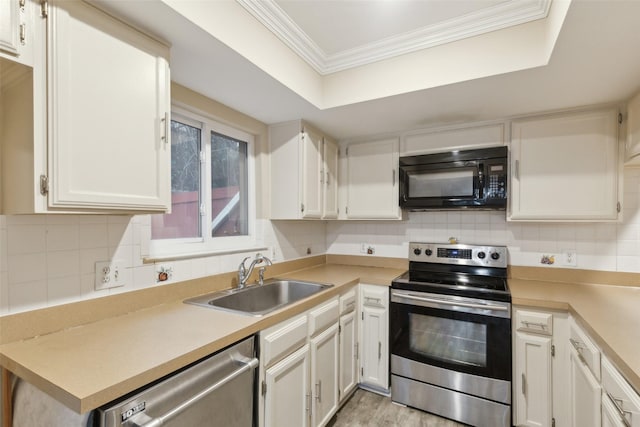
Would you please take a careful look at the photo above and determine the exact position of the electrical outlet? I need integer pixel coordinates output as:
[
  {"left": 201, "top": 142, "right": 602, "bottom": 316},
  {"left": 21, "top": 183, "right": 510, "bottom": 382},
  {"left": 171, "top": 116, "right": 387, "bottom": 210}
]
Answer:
[
  {"left": 360, "top": 243, "right": 367, "bottom": 254},
  {"left": 562, "top": 250, "right": 577, "bottom": 267},
  {"left": 95, "top": 260, "right": 125, "bottom": 290}
]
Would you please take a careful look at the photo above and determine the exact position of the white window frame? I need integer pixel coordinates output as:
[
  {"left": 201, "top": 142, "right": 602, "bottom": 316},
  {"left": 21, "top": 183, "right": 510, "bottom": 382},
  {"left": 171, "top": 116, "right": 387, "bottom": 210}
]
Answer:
[{"left": 150, "top": 106, "right": 257, "bottom": 258}]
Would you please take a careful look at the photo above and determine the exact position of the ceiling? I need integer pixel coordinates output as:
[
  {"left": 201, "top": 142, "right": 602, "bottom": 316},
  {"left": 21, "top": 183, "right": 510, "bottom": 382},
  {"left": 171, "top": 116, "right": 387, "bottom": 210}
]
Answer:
[{"left": 94, "top": 0, "right": 640, "bottom": 141}]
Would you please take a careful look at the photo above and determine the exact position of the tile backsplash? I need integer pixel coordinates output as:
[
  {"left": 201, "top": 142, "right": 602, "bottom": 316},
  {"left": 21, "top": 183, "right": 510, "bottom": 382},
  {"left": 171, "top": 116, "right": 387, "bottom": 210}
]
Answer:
[
  {"left": 0, "top": 216, "right": 326, "bottom": 315},
  {"left": 327, "top": 168, "right": 640, "bottom": 272},
  {"left": 1, "top": 168, "right": 638, "bottom": 315}
]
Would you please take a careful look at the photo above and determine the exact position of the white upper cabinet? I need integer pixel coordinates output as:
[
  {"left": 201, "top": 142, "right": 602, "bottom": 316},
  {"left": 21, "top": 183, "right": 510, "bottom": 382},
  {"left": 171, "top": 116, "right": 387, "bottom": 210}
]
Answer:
[
  {"left": 269, "top": 120, "right": 338, "bottom": 219},
  {"left": 401, "top": 122, "right": 505, "bottom": 156},
  {"left": 1, "top": 0, "right": 171, "bottom": 213},
  {"left": 322, "top": 136, "right": 339, "bottom": 219},
  {"left": 625, "top": 90, "right": 640, "bottom": 165},
  {"left": 0, "top": 0, "right": 34, "bottom": 65},
  {"left": 344, "top": 138, "right": 401, "bottom": 219},
  {"left": 509, "top": 108, "right": 621, "bottom": 221}
]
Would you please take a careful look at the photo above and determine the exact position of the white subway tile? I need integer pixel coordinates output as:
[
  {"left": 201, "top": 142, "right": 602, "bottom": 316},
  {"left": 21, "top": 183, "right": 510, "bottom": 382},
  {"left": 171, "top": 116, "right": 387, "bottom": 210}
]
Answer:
[
  {"left": 8, "top": 280, "right": 47, "bottom": 313},
  {"left": 46, "top": 224, "right": 80, "bottom": 252},
  {"left": 7, "top": 224, "right": 46, "bottom": 255},
  {"left": 6, "top": 215, "right": 45, "bottom": 226},
  {"left": 8, "top": 253, "right": 47, "bottom": 284},
  {"left": 47, "top": 276, "right": 82, "bottom": 306},
  {"left": 79, "top": 223, "right": 108, "bottom": 249},
  {"left": 47, "top": 250, "right": 80, "bottom": 279},
  {"left": 618, "top": 256, "right": 640, "bottom": 273}
]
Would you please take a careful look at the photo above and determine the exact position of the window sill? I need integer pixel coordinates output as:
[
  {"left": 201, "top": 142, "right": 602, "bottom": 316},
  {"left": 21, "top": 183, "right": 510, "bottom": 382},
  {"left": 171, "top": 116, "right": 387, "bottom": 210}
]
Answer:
[{"left": 143, "top": 245, "right": 268, "bottom": 264}]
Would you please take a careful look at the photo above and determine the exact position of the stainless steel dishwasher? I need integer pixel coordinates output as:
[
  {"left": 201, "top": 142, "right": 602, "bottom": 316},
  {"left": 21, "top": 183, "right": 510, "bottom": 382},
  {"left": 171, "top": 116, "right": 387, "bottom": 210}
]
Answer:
[{"left": 95, "top": 336, "right": 257, "bottom": 427}]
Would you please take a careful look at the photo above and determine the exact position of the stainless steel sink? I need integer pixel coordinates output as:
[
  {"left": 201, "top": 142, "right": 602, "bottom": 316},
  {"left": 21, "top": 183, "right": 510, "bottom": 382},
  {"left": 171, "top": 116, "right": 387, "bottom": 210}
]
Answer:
[{"left": 184, "top": 279, "right": 333, "bottom": 317}]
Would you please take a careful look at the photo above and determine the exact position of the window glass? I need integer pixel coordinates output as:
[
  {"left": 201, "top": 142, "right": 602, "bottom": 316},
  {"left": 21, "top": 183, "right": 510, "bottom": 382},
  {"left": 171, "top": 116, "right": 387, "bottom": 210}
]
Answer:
[
  {"left": 151, "top": 120, "right": 201, "bottom": 239},
  {"left": 210, "top": 132, "right": 248, "bottom": 237},
  {"left": 150, "top": 108, "right": 255, "bottom": 257}
]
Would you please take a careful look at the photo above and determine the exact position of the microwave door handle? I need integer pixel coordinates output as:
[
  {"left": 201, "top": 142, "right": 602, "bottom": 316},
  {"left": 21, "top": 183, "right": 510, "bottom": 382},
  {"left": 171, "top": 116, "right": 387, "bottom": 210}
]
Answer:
[{"left": 477, "top": 164, "right": 484, "bottom": 198}]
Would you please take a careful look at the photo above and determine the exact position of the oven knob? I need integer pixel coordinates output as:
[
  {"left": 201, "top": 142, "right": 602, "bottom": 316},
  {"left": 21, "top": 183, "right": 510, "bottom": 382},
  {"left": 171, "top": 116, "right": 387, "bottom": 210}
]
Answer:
[
  {"left": 491, "top": 252, "right": 501, "bottom": 260},
  {"left": 425, "top": 249, "right": 433, "bottom": 256},
  {"left": 413, "top": 248, "right": 422, "bottom": 256},
  {"left": 477, "top": 251, "right": 486, "bottom": 259}
]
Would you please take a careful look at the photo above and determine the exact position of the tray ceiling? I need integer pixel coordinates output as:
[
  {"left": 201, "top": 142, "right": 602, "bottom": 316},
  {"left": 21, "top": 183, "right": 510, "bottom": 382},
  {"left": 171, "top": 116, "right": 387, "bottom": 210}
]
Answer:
[{"left": 238, "top": 0, "right": 552, "bottom": 74}]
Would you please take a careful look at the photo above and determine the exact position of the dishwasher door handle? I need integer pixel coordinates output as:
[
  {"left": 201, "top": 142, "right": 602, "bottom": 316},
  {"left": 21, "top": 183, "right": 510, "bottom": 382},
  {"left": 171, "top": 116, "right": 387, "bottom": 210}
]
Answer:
[{"left": 132, "top": 356, "right": 259, "bottom": 427}]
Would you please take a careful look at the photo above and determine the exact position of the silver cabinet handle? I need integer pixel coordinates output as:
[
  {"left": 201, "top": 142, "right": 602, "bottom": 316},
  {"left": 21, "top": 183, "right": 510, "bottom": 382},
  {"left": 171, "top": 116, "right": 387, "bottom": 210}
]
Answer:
[
  {"left": 514, "top": 159, "right": 520, "bottom": 179},
  {"left": 320, "top": 169, "right": 324, "bottom": 184},
  {"left": 392, "top": 169, "right": 396, "bottom": 186},
  {"left": 521, "top": 373, "right": 526, "bottom": 396},
  {"left": 521, "top": 320, "right": 547, "bottom": 329},
  {"left": 378, "top": 342, "right": 382, "bottom": 360},
  {"left": 161, "top": 112, "right": 169, "bottom": 144},
  {"left": 133, "top": 357, "right": 258, "bottom": 427},
  {"left": 326, "top": 171, "right": 330, "bottom": 185},
  {"left": 364, "top": 296, "right": 382, "bottom": 305},
  {"left": 315, "top": 380, "right": 322, "bottom": 403},
  {"left": 569, "top": 338, "right": 587, "bottom": 364},
  {"left": 607, "top": 392, "right": 633, "bottom": 427}
]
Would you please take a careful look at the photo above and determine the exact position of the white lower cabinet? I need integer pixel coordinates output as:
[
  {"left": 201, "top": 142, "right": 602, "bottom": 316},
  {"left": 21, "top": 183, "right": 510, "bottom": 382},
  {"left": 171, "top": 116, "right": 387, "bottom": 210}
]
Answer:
[
  {"left": 264, "top": 345, "right": 311, "bottom": 427},
  {"left": 570, "top": 346, "right": 602, "bottom": 427},
  {"left": 601, "top": 356, "right": 640, "bottom": 427},
  {"left": 338, "top": 288, "right": 358, "bottom": 402},
  {"left": 259, "top": 297, "right": 340, "bottom": 427},
  {"left": 515, "top": 331, "right": 552, "bottom": 426},
  {"left": 310, "top": 323, "right": 339, "bottom": 427},
  {"left": 359, "top": 284, "right": 389, "bottom": 392},
  {"left": 568, "top": 317, "right": 602, "bottom": 427},
  {"left": 513, "top": 307, "right": 570, "bottom": 427}
]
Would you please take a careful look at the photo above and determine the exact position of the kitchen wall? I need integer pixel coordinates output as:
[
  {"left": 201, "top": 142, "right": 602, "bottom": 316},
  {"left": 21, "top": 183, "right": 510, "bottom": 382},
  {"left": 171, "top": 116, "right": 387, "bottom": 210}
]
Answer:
[
  {"left": 327, "top": 167, "right": 640, "bottom": 273},
  {"left": 0, "top": 216, "right": 326, "bottom": 315}
]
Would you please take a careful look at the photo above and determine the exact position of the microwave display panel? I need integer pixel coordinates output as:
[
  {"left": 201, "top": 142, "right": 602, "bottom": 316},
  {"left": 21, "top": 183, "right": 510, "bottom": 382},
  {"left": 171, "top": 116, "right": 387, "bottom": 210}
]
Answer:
[{"left": 408, "top": 169, "right": 474, "bottom": 198}]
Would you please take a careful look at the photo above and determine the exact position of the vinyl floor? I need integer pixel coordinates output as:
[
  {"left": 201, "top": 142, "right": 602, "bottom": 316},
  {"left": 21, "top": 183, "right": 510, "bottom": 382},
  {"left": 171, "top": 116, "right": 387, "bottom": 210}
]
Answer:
[{"left": 328, "top": 389, "right": 466, "bottom": 427}]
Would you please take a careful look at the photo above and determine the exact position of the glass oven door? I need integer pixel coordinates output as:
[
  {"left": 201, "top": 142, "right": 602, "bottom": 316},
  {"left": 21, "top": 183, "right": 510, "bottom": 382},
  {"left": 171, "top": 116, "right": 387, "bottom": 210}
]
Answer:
[{"left": 390, "top": 289, "right": 511, "bottom": 381}]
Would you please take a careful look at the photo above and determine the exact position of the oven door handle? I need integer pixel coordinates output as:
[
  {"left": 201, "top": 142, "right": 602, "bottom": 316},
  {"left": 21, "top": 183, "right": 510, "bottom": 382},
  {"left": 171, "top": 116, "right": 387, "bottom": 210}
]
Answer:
[{"left": 391, "top": 291, "right": 509, "bottom": 312}]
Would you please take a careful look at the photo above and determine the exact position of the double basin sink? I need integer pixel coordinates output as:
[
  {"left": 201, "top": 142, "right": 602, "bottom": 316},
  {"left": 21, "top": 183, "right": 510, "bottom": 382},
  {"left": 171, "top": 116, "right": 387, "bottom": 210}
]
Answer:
[{"left": 185, "top": 279, "right": 333, "bottom": 317}]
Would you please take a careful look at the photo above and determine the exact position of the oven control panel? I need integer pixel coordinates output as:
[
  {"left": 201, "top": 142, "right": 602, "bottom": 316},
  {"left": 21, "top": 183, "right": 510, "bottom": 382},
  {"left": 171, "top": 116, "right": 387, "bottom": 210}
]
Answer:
[{"left": 409, "top": 242, "right": 507, "bottom": 268}]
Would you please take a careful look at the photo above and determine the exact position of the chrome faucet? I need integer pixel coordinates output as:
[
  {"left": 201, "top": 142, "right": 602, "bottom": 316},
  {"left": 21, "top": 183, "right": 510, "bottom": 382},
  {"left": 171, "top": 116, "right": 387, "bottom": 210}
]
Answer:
[{"left": 237, "top": 253, "right": 272, "bottom": 287}]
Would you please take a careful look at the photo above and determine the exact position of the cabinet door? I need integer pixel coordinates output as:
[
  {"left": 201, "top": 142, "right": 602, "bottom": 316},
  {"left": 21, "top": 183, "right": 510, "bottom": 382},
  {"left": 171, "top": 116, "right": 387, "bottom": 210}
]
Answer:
[
  {"left": 322, "top": 137, "right": 339, "bottom": 219},
  {"left": 301, "top": 127, "right": 323, "bottom": 218},
  {"left": 359, "top": 286, "right": 389, "bottom": 392},
  {"left": 569, "top": 346, "right": 602, "bottom": 427},
  {"left": 346, "top": 138, "right": 400, "bottom": 219},
  {"left": 626, "top": 91, "right": 640, "bottom": 164},
  {"left": 46, "top": 0, "right": 170, "bottom": 211},
  {"left": 310, "top": 323, "right": 339, "bottom": 427},
  {"left": 264, "top": 345, "right": 310, "bottom": 427},
  {"left": 510, "top": 109, "right": 620, "bottom": 221},
  {"left": 0, "top": 0, "right": 20, "bottom": 57},
  {"left": 514, "top": 331, "right": 552, "bottom": 427},
  {"left": 339, "top": 310, "right": 357, "bottom": 401}
]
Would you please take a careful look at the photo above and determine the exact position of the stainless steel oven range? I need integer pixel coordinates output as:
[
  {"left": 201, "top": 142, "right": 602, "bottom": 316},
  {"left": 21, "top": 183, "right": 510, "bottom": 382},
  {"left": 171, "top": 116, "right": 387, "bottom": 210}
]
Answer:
[{"left": 390, "top": 242, "right": 511, "bottom": 427}]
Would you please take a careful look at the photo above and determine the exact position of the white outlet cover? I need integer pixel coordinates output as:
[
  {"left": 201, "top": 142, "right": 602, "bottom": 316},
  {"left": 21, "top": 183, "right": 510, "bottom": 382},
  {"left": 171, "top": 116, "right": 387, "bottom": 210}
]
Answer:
[
  {"left": 95, "top": 260, "right": 125, "bottom": 290},
  {"left": 562, "top": 250, "right": 577, "bottom": 267}
]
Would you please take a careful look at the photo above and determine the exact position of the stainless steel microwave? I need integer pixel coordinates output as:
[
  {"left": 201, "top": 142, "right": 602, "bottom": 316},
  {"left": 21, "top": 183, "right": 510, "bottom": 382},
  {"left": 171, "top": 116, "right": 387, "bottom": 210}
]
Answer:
[{"left": 399, "top": 146, "right": 508, "bottom": 210}]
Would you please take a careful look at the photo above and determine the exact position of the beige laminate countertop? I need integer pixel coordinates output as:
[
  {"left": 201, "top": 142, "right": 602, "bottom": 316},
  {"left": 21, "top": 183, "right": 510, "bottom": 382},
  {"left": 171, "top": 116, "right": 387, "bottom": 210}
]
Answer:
[
  {"left": 510, "top": 278, "right": 640, "bottom": 393},
  {"left": 1, "top": 260, "right": 639, "bottom": 415},
  {"left": 0, "top": 263, "right": 404, "bottom": 414}
]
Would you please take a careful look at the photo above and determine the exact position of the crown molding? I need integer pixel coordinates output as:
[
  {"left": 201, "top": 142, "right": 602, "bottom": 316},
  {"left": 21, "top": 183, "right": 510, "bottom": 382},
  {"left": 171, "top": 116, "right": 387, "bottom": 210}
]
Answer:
[{"left": 237, "top": 0, "right": 552, "bottom": 75}]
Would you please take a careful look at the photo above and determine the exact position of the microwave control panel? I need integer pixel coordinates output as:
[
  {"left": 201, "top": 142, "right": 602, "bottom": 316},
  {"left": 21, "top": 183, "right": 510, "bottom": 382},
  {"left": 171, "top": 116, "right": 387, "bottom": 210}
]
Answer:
[{"left": 486, "top": 163, "right": 507, "bottom": 199}]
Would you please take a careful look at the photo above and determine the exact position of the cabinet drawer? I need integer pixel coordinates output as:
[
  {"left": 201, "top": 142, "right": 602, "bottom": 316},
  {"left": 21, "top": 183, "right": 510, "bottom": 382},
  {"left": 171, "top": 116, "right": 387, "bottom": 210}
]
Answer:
[
  {"left": 308, "top": 297, "right": 339, "bottom": 337},
  {"left": 261, "top": 313, "right": 309, "bottom": 367},
  {"left": 339, "top": 288, "right": 357, "bottom": 315},
  {"left": 602, "top": 356, "right": 640, "bottom": 426},
  {"left": 361, "top": 285, "right": 388, "bottom": 309},
  {"left": 515, "top": 309, "right": 553, "bottom": 335},
  {"left": 569, "top": 317, "right": 601, "bottom": 380}
]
